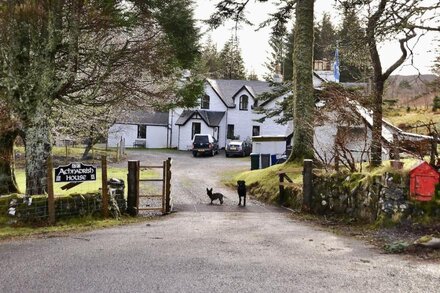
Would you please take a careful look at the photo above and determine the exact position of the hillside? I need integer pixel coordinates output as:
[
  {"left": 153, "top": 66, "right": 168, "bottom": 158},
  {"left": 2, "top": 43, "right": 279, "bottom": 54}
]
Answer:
[{"left": 384, "top": 74, "right": 438, "bottom": 108}]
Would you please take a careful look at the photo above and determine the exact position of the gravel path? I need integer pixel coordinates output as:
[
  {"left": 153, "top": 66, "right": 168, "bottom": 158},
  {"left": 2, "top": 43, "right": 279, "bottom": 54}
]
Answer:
[{"left": 0, "top": 149, "right": 439, "bottom": 292}]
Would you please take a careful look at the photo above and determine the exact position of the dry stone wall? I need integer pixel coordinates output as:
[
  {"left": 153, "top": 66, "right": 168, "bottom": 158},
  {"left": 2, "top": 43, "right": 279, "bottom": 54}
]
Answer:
[{"left": 311, "top": 171, "right": 440, "bottom": 224}]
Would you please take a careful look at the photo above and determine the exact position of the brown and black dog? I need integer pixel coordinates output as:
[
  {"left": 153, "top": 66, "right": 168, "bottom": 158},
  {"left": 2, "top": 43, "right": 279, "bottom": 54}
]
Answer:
[
  {"left": 206, "top": 188, "right": 224, "bottom": 205},
  {"left": 237, "top": 180, "right": 246, "bottom": 206}
]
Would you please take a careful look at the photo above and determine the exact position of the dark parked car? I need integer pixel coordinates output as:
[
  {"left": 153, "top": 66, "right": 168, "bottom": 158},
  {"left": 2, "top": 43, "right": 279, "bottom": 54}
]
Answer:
[
  {"left": 225, "top": 140, "right": 252, "bottom": 157},
  {"left": 192, "top": 134, "right": 219, "bottom": 157}
]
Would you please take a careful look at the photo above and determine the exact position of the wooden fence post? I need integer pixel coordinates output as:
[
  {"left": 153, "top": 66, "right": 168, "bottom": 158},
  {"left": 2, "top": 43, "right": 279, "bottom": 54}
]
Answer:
[
  {"left": 278, "top": 173, "right": 285, "bottom": 205},
  {"left": 302, "top": 159, "right": 313, "bottom": 212},
  {"left": 162, "top": 160, "right": 166, "bottom": 214},
  {"left": 165, "top": 157, "right": 172, "bottom": 213},
  {"left": 47, "top": 156, "right": 55, "bottom": 224},
  {"left": 127, "top": 160, "right": 139, "bottom": 216},
  {"left": 101, "top": 156, "right": 109, "bottom": 218}
]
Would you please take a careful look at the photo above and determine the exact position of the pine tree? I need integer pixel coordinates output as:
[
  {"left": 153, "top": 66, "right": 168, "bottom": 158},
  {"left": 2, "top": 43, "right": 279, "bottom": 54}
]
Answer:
[
  {"left": 433, "top": 96, "right": 440, "bottom": 112},
  {"left": 315, "top": 13, "right": 336, "bottom": 62},
  {"left": 200, "top": 36, "right": 222, "bottom": 79},
  {"left": 338, "top": 8, "right": 371, "bottom": 82},
  {"left": 264, "top": 22, "right": 288, "bottom": 81},
  {"left": 219, "top": 37, "right": 246, "bottom": 80}
]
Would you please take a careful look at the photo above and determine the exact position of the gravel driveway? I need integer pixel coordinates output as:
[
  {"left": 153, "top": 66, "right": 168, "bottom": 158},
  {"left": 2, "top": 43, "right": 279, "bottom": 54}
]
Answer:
[{"left": 0, "top": 149, "right": 439, "bottom": 292}]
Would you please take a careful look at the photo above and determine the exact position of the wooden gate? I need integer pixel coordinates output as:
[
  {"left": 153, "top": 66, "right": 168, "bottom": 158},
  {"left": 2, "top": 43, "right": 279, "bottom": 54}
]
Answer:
[{"left": 127, "top": 158, "right": 172, "bottom": 215}]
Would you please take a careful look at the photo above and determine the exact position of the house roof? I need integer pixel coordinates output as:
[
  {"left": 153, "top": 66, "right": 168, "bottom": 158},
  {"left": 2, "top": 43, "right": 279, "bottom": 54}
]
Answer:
[
  {"left": 348, "top": 100, "right": 432, "bottom": 143},
  {"left": 175, "top": 110, "right": 225, "bottom": 127},
  {"left": 206, "top": 79, "right": 272, "bottom": 107},
  {"left": 115, "top": 111, "right": 169, "bottom": 126},
  {"left": 207, "top": 73, "right": 331, "bottom": 108}
]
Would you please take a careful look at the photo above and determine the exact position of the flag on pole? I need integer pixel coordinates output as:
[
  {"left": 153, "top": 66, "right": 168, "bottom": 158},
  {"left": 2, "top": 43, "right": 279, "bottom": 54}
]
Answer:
[{"left": 333, "top": 46, "right": 340, "bottom": 83}]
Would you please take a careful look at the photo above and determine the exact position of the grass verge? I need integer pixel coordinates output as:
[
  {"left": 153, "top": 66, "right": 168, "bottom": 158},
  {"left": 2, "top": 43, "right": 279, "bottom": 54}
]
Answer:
[
  {"left": 222, "top": 162, "right": 303, "bottom": 204},
  {"left": 0, "top": 215, "right": 152, "bottom": 242}
]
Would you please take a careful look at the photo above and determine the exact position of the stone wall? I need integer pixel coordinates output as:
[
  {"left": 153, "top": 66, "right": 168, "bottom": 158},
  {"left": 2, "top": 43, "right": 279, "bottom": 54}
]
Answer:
[
  {"left": 311, "top": 171, "right": 440, "bottom": 224},
  {"left": 1, "top": 191, "right": 126, "bottom": 223}
]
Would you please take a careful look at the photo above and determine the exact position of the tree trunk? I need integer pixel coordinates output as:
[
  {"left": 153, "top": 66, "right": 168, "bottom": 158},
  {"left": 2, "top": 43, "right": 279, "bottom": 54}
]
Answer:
[
  {"left": 288, "top": 0, "right": 315, "bottom": 162},
  {"left": 0, "top": 131, "right": 19, "bottom": 194},
  {"left": 24, "top": 102, "right": 53, "bottom": 195},
  {"left": 370, "top": 79, "right": 384, "bottom": 167},
  {"left": 82, "top": 138, "right": 94, "bottom": 160}
]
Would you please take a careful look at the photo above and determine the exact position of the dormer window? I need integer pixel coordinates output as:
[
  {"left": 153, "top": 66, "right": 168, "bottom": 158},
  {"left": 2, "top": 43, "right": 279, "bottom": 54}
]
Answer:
[
  {"left": 201, "top": 95, "right": 210, "bottom": 109},
  {"left": 239, "top": 95, "right": 248, "bottom": 111}
]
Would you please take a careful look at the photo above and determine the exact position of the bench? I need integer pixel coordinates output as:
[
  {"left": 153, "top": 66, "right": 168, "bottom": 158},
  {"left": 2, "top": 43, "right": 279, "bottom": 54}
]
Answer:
[{"left": 133, "top": 139, "right": 146, "bottom": 148}]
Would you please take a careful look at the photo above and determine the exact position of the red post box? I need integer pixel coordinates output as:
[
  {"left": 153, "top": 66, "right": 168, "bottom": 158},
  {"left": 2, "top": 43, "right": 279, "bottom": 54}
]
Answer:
[{"left": 409, "top": 161, "right": 439, "bottom": 202}]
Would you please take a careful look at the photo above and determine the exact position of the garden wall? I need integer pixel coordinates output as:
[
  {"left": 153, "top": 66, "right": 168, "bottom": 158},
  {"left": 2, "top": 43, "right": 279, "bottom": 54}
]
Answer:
[
  {"left": 0, "top": 191, "right": 126, "bottom": 223},
  {"left": 311, "top": 171, "right": 440, "bottom": 223}
]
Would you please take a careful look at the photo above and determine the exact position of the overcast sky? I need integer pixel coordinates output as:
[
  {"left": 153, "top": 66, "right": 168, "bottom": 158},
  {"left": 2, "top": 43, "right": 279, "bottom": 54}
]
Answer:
[{"left": 194, "top": 0, "right": 439, "bottom": 79}]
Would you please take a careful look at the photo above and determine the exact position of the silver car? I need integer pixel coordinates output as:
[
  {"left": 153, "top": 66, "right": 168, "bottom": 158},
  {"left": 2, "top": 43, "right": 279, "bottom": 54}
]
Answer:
[{"left": 225, "top": 140, "right": 252, "bottom": 157}]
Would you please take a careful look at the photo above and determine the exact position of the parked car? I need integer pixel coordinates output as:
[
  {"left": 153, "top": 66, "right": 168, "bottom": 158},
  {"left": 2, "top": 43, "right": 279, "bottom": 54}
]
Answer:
[
  {"left": 192, "top": 134, "right": 219, "bottom": 157},
  {"left": 225, "top": 140, "right": 252, "bottom": 157}
]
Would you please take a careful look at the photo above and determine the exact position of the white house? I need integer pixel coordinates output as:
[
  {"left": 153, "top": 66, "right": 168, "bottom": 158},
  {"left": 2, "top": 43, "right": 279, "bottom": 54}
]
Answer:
[
  {"left": 107, "top": 73, "right": 353, "bottom": 151},
  {"left": 107, "top": 69, "right": 430, "bottom": 163}
]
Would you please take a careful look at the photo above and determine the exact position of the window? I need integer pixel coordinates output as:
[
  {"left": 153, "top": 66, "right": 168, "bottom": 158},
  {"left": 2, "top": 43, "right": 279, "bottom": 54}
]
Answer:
[
  {"left": 239, "top": 95, "right": 248, "bottom": 110},
  {"left": 227, "top": 124, "right": 235, "bottom": 139},
  {"left": 252, "top": 126, "right": 260, "bottom": 136},
  {"left": 201, "top": 95, "right": 210, "bottom": 109},
  {"left": 137, "top": 125, "right": 146, "bottom": 139},
  {"left": 192, "top": 122, "right": 201, "bottom": 139}
]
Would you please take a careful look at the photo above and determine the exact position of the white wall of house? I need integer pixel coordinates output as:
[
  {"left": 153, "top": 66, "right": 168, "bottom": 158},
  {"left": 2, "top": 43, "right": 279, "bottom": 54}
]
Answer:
[
  {"left": 226, "top": 89, "right": 288, "bottom": 144},
  {"left": 313, "top": 118, "right": 389, "bottom": 164},
  {"left": 108, "top": 124, "right": 138, "bottom": 147},
  {"left": 314, "top": 123, "right": 337, "bottom": 164},
  {"left": 108, "top": 123, "right": 168, "bottom": 148},
  {"left": 177, "top": 118, "right": 214, "bottom": 150},
  {"left": 252, "top": 137, "right": 286, "bottom": 154},
  {"left": 227, "top": 88, "right": 256, "bottom": 142},
  {"left": 217, "top": 114, "right": 227, "bottom": 148},
  {"left": 203, "top": 85, "right": 228, "bottom": 111},
  {"left": 257, "top": 98, "right": 290, "bottom": 136},
  {"left": 145, "top": 126, "right": 168, "bottom": 148},
  {"left": 169, "top": 109, "right": 182, "bottom": 149}
]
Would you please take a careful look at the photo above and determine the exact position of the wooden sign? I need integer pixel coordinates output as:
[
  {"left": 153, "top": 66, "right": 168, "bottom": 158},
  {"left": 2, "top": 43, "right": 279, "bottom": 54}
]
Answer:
[{"left": 55, "top": 162, "right": 97, "bottom": 183}]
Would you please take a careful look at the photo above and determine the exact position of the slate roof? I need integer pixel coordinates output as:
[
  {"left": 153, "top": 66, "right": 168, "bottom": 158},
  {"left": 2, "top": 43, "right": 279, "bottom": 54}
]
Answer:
[
  {"left": 116, "top": 111, "right": 169, "bottom": 126},
  {"left": 175, "top": 110, "right": 225, "bottom": 127},
  {"left": 207, "top": 79, "right": 273, "bottom": 107}
]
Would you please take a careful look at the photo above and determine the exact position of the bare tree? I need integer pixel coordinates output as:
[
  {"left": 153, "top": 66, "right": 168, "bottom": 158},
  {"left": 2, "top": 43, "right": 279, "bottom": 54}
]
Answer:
[
  {"left": 0, "top": 0, "right": 201, "bottom": 194},
  {"left": 338, "top": 0, "right": 440, "bottom": 167}
]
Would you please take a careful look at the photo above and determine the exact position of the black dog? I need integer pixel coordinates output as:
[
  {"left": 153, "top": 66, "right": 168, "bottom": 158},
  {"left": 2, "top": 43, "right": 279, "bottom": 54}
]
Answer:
[
  {"left": 237, "top": 180, "right": 247, "bottom": 206},
  {"left": 206, "top": 188, "right": 224, "bottom": 205}
]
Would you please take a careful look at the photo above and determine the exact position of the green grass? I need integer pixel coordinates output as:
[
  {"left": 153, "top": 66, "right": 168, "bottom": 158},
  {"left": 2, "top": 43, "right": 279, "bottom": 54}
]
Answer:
[
  {"left": 223, "top": 162, "right": 303, "bottom": 203},
  {"left": 222, "top": 158, "right": 423, "bottom": 206},
  {"left": 14, "top": 167, "right": 157, "bottom": 196},
  {"left": 15, "top": 146, "right": 86, "bottom": 157},
  {"left": 0, "top": 216, "right": 151, "bottom": 241},
  {"left": 384, "top": 107, "right": 440, "bottom": 135}
]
